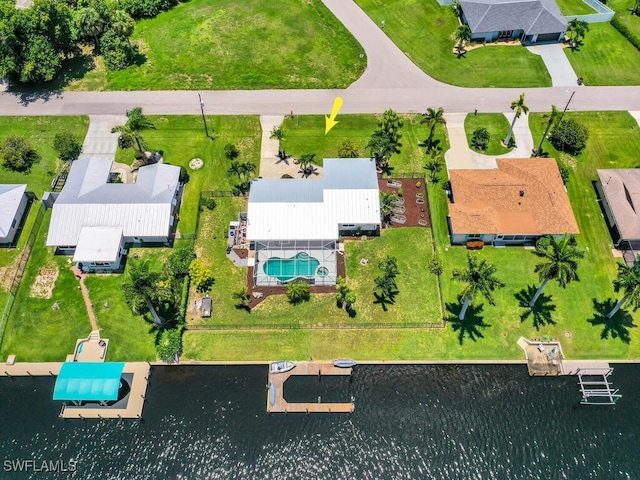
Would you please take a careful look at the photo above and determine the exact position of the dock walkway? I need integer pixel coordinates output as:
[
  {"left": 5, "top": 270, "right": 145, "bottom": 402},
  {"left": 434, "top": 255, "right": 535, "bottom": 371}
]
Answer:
[{"left": 267, "top": 362, "right": 354, "bottom": 414}]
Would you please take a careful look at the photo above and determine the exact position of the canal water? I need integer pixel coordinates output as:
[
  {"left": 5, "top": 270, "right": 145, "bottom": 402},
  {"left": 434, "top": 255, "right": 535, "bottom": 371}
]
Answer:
[{"left": 1, "top": 364, "right": 639, "bottom": 479}]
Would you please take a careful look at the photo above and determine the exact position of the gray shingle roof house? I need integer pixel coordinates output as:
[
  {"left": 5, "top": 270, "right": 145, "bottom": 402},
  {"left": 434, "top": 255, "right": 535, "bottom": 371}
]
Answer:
[
  {"left": 596, "top": 169, "right": 640, "bottom": 249},
  {"left": 46, "top": 158, "right": 181, "bottom": 272},
  {"left": 0, "top": 184, "right": 28, "bottom": 245},
  {"left": 460, "top": 0, "right": 567, "bottom": 44}
]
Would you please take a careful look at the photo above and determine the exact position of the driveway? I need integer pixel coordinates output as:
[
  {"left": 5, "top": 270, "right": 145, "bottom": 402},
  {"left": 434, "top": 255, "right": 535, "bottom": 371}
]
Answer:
[
  {"left": 80, "top": 115, "right": 127, "bottom": 161},
  {"left": 526, "top": 44, "right": 579, "bottom": 87},
  {"left": 444, "top": 113, "right": 473, "bottom": 170}
]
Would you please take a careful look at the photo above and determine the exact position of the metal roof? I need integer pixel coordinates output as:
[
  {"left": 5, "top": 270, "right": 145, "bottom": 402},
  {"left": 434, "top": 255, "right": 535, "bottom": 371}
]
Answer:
[
  {"left": 73, "top": 226, "right": 123, "bottom": 263},
  {"left": 47, "top": 159, "right": 180, "bottom": 247},
  {"left": 0, "top": 184, "right": 26, "bottom": 238},
  {"left": 597, "top": 169, "right": 640, "bottom": 241},
  {"left": 246, "top": 159, "right": 381, "bottom": 241},
  {"left": 53, "top": 362, "right": 125, "bottom": 401},
  {"left": 461, "top": 0, "right": 567, "bottom": 35}
]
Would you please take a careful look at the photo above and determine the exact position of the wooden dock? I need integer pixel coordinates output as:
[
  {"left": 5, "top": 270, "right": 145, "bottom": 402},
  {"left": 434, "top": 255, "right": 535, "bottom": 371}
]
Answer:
[{"left": 267, "top": 361, "right": 354, "bottom": 414}]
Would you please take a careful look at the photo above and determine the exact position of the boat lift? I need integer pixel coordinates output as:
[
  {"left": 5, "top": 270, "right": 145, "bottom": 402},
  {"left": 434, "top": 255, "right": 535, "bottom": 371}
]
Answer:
[{"left": 577, "top": 368, "right": 621, "bottom": 405}]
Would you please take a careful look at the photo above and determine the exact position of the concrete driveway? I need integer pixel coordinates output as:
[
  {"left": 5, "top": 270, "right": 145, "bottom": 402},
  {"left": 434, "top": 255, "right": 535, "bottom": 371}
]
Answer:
[
  {"left": 80, "top": 115, "right": 127, "bottom": 161},
  {"left": 527, "top": 44, "right": 579, "bottom": 87}
]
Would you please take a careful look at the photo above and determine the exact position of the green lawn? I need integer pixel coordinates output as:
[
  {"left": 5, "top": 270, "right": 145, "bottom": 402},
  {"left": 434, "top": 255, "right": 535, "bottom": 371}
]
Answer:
[
  {"left": 609, "top": 0, "right": 640, "bottom": 38},
  {"left": 565, "top": 23, "right": 640, "bottom": 85},
  {"left": 0, "top": 116, "right": 89, "bottom": 195},
  {"left": 354, "top": 0, "right": 551, "bottom": 87},
  {"left": 280, "top": 113, "right": 446, "bottom": 174},
  {"left": 67, "top": 0, "right": 365, "bottom": 91},
  {"left": 464, "top": 113, "right": 513, "bottom": 155},
  {"left": 114, "top": 115, "right": 261, "bottom": 234},
  {"left": 555, "top": 0, "right": 597, "bottom": 15}
]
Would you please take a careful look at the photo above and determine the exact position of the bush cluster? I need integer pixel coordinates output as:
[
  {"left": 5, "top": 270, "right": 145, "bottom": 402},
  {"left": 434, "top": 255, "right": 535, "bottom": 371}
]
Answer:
[
  {"left": 119, "top": 0, "right": 187, "bottom": 19},
  {"left": 549, "top": 119, "right": 590, "bottom": 155}
]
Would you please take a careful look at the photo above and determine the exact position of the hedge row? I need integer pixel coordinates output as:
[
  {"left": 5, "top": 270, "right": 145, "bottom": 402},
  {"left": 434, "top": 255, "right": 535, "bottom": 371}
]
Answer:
[{"left": 611, "top": 16, "right": 640, "bottom": 52}]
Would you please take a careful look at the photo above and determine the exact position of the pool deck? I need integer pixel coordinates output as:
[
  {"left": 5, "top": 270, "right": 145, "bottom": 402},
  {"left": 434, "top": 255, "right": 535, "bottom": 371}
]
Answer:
[{"left": 267, "top": 361, "right": 355, "bottom": 414}]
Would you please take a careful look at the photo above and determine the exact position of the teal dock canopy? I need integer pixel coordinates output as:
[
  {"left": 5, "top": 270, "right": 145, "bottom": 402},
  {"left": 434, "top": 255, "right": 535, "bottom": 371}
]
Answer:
[{"left": 53, "top": 362, "right": 125, "bottom": 401}]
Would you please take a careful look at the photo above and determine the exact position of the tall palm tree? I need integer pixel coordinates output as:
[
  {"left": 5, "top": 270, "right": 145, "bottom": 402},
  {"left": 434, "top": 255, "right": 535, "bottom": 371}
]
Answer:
[
  {"left": 367, "top": 130, "right": 396, "bottom": 170},
  {"left": 232, "top": 286, "right": 251, "bottom": 310},
  {"left": 110, "top": 9, "right": 135, "bottom": 44},
  {"left": 607, "top": 262, "right": 640, "bottom": 318},
  {"left": 452, "top": 254, "right": 505, "bottom": 320},
  {"left": 535, "top": 105, "right": 562, "bottom": 157},
  {"left": 111, "top": 107, "right": 156, "bottom": 158},
  {"left": 421, "top": 107, "right": 446, "bottom": 150},
  {"left": 568, "top": 18, "right": 589, "bottom": 47},
  {"left": 123, "top": 258, "right": 173, "bottom": 324},
  {"left": 528, "top": 235, "right": 584, "bottom": 307},
  {"left": 379, "top": 191, "right": 399, "bottom": 225},
  {"left": 77, "top": 7, "right": 104, "bottom": 51},
  {"left": 504, "top": 93, "right": 528, "bottom": 146},
  {"left": 453, "top": 25, "right": 471, "bottom": 53}
]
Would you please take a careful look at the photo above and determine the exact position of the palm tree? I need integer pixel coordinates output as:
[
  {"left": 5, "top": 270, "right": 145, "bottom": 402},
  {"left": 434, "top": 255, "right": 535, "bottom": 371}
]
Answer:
[
  {"left": 632, "top": 0, "right": 640, "bottom": 15},
  {"left": 111, "top": 107, "right": 156, "bottom": 158},
  {"left": 122, "top": 258, "right": 173, "bottom": 324},
  {"left": 297, "top": 153, "right": 318, "bottom": 177},
  {"left": 452, "top": 0, "right": 463, "bottom": 18},
  {"left": 337, "top": 140, "right": 359, "bottom": 158},
  {"left": 379, "top": 109, "right": 403, "bottom": 150},
  {"left": 504, "top": 93, "right": 528, "bottom": 147},
  {"left": 424, "top": 156, "right": 443, "bottom": 183},
  {"left": 528, "top": 235, "right": 584, "bottom": 307},
  {"left": 535, "top": 105, "right": 562, "bottom": 157},
  {"left": 452, "top": 254, "right": 505, "bottom": 320},
  {"left": 379, "top": 191, "right": 399, "bottom": 225},
  {"left": 110, "top": 9, "right": 135, "bottom": 44},
  {"left": 270, "top": 126, "right": 284, "bottom": 141},
  {"left": 568, "top": 19, "right": 589, "bottom": 48},
  {"left": 607, "top": 262, "right": 640, "bottom": 318},
  {"left": 77, "top": 7, "right": 104, "bottom": 51},
  {"left": 470, "top": 127, "right": 490, "bottom": 151},
  {"left": 367, "top": 130, "right": 396, "bottom": 170},
  {"left": 453, "top": 25, "right": 471, "bottom": 54},
  {"left": 232, "top": 286, "right": 251, "bottom": 310},
  {"left": 421, "top": 107, "right": 446, "bottom": 150}
]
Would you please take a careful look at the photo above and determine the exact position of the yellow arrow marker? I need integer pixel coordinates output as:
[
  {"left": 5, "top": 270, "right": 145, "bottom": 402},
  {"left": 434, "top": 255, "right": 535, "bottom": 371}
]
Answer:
[{"left": 325, "top": 97, "right": 343, "bottom": 134}]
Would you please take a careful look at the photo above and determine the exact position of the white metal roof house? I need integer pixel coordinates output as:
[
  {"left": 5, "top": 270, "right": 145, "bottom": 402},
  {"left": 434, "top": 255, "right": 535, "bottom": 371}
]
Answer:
[
  {"left": 46, "top": 158, "right": 181, "bottom": 272},
  {"left": 0, "top": 184, "right": 29, "bottom": 246},
  {"left": 460, "top": 0, "right": 567, "bottom": 44},
  {"left": 246, "top": 158, "right": 381, "bottom": 287},
  {"left": 596, "top": 169, "right": 640, "bottom": 250}
]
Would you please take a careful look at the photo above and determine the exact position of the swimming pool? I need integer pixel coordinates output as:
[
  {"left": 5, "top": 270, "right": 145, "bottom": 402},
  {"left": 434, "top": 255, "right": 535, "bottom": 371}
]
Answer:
[{"left": 263, "top": 252, "right": 321, "bottom": 282}]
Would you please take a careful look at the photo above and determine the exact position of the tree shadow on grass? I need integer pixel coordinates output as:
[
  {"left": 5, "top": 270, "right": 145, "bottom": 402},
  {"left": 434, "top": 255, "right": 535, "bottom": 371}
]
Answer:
[
  {"left": 445, "top": 302, "right": 491, "bottom": 345},
  {"left": 515, "top": 285, "right": 557, "bottom": 330},
  {"left": 587, "top": 298, "right": 637, "bottom": 344},
  {"left": 373, "top": 291, "right": 397, "bottom": 312}
]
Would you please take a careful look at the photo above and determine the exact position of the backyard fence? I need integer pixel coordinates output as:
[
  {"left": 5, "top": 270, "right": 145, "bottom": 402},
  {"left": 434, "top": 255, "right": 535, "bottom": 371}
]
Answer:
[
  {"left": 200, "top": 190, "right": 248, "bottom": 198},
  {"left": 381, "top": 171, "right": 426, "bottom": 180},
  {"left": 565, "top": 0, "right": 614, "bottom": 23},
  {"left": 185, "top": 320, "right": 445, "bottom": 331},
  {"left": 0, "top": 203, "right": 46, "bottom": 350}
]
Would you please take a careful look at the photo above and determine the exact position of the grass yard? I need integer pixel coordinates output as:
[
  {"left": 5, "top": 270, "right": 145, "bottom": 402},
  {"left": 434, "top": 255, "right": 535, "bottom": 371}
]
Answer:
[
  {"left": 565, "top": 23, "right": 640, "bottom": 85},
  {"left": 67, "top": 0, "right": 365, "bottom": 91},
  {"left": 114, "top": 115, "right": 261, "bottom": 235},
  {"left": 464, "top": 113, "right": 513, "bottom": 155},
  {"left": 609, "top": 0, "right": 640, "bottom": 38},
  {"left": 555, "top": 0, "right": 597, "bottom": 15},
  {"left": 0, "top": 116, "right": 89, "bottom": 195},
  {"left": 354, "top": 0, "right": 551, "bottom": 87},
  {"left": 280, "top": 113, "right": 448, "bottom": 174}
]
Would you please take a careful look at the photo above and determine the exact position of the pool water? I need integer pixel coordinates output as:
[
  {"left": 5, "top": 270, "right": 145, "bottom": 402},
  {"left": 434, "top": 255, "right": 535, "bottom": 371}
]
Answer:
[{"left": 263, "top": 252, "right": 320, "bottom": 282}]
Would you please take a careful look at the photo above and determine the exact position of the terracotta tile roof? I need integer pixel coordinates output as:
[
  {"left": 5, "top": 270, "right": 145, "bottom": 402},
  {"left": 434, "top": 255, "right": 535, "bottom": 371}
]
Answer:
[
  {"left": 597, "top": 169, "right": 640, "bottom": 240},
  {"left": 448, "top": 158, "right": 579, "bottom": 236}
]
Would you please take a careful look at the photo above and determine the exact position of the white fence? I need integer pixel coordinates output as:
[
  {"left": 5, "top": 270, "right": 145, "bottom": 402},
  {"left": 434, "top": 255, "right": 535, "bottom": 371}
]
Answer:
[{"left": 565, "top": 0, "right": 614, "bottom": 23}]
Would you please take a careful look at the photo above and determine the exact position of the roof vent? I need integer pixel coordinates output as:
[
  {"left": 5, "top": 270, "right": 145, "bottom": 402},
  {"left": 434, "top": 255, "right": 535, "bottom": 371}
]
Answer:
[{"left": 519, "top": 190, "right": 525, "bottom": 197}]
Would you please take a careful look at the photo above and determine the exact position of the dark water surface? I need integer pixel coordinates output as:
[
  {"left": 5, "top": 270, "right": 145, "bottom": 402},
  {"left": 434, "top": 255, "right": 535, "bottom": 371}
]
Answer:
[{"left": 1, "top": 364, "right": 639, "bottom": 479}]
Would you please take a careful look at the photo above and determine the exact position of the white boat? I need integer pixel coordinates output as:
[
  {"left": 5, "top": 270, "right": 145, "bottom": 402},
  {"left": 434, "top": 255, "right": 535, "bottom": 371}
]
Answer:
[
  {"left": 333, "top": 359, "right": 357, "bottom": 368},
  {"left": 270, "top": 360, "right": 295, "bottom": 374}
]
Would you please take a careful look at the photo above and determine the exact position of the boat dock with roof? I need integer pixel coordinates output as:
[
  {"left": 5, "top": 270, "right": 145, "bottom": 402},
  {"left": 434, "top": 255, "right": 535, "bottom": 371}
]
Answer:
[{"left": 267, "top": 361, "right": 355, "bottom": 414}]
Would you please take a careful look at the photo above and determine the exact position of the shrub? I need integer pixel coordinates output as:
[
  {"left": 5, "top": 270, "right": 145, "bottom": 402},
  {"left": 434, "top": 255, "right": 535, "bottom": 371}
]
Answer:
[
  {"left": 471, "top": 127, "right": 490, "bottom": 151},
  {"left": 200, "top": 197, "right": 217, "bottom": 211},
  {"left": 224, "top": 143, "right": 239, "bottom": 160},
  {"left": 100, "top": 29, "right": 137, "bottom": 70},
  {"left": 397, "top": 188, "right": 404, "bottom": 197},
  {"left": 120, "top": 0, "right": 182, "bottom": 19},
  {"left": 189, "top": 259, "right": 215, "bottom": 293},
  {"left": 287, "top": 280, "right": 310, "bottom": 305},
  {"left": 53, "top": 131, "right": 81, "bottom": 162},
  {"left": 557, "top": 160, "right": 570, "bottom": 186},
  {"left": 337, "top": 140, "right": 359, "bottom": 158},
  {"left": 0, "top": 136, "right": 40, "bottom": 173},
  {"left": 428, "top": 256, "right": 443, "bottom": 276},
  {"left": 550, "top": 119, "right": 589, "bottom": 155},
  {"left": 611, "top": 17, "right": 640, "bottom": 53},
  {"left": 168, "top": 248, "right": 195, "bottom": 278},
  {"left": 156, "top": 326, "right": 183, "bottom": 362}
]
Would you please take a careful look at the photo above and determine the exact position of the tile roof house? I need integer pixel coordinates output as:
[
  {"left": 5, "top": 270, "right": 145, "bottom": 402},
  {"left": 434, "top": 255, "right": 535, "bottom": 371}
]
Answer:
[
  {"left": 0, "top": 184, "right": 29, "bottom": 245},
  {"left": 246, "top": 158, "right": 381, "bottom": 287},
  {"left": 595, "top": 169, "right": 640, "bottom": 249},
  {"left": 447, "top": 158, "right": 579, "bottom": 245},
  {"left": 46, "top": 158, "right": 181, "bottom": 272},
  {"left": 460, "top": 0, "right": 567, "bottom": 44}
]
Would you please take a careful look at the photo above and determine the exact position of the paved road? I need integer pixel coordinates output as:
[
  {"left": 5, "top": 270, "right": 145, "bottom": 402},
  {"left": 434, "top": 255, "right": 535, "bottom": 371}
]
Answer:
[{"left": 1, "top": 0, "right": 638, "bottom": 116}]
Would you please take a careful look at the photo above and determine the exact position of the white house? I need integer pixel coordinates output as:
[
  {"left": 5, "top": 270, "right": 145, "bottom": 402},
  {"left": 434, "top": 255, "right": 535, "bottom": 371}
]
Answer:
[
  {"left": 246, "top": 158, "right": 381, "bottom": 287},
  {"left": 46, "top": 158, "right": 181, "bottom": 272},
  {"left": 0, "top": 184, "right": 29, "bottom": 245}
]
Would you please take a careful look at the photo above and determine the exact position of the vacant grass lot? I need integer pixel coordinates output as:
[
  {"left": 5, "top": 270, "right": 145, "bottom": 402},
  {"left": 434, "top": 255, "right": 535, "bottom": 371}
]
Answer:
[
  {"left": 464, "top": 113, "right": 512, "bottom": 155},
  {"left": 566, "top": 23, "right": 640, "bottom": 85},
  {"left": 70, "top": 0, "right": 365, "bottom": 91},
  {"left": 354, "top": 0, "right": 551, "bottom": 87},
  {"left": 555, "top": 0, "right": 597, "bottom": 15}
]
